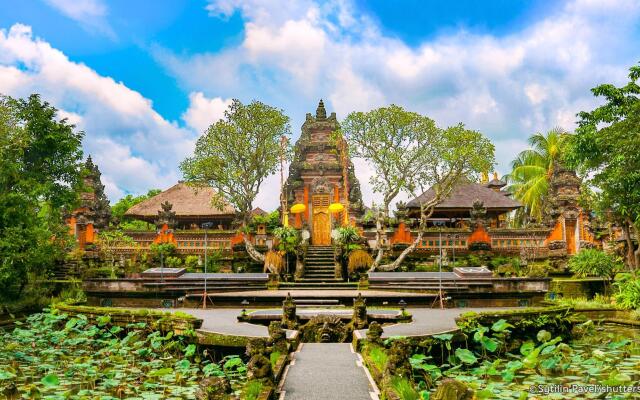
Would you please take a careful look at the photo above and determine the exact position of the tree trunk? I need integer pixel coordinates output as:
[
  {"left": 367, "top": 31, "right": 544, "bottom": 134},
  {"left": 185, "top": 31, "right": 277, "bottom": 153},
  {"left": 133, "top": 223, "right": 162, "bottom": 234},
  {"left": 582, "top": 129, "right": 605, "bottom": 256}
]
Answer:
[
  {"left": 376, "top": 230, "right": 424, "bottom": 271},
  {"left": 622, "top": 220, "right": 637, "bottom": 270},
  {"left": 243, "top": 235, "right": 265, "bottom": 263},
  {"left": 371, "top": 210, "right": 385, "bottom": 270},
  {"left": 631, "top": 220, "right": 640, "bottom": 271}
]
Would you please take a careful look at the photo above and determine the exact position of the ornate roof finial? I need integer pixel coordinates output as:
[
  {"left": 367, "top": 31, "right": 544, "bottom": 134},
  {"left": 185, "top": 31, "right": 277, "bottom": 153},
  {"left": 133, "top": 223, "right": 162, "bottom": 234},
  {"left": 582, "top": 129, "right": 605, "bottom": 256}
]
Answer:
[{"left": 316, "top": 99, "right": 327, "bottom": 119}]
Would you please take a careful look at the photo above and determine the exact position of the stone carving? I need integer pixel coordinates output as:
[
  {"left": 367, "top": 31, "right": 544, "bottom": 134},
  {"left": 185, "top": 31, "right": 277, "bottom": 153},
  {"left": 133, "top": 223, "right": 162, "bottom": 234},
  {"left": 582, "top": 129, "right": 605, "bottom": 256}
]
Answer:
[
  {"left": 431, "top": 379, "right": 474, "bottom": 400},
  {"left": 469, "top": 199, "right": 487, "bottom": 227},
  {"left": 352, "top": 293, "right": 368, "bottom": 329},
  {"left": 384, "top": 340, "right": 412, "bottom": 379},
  {"left": 195, "top": 376, "right": 231, "bottom": 400},
  {"left": 316, "top": 99, "right": 327, "bottom": 119},
  {"left": 155, "top": 201, "right": 177, "bottom": 228},
  {"left": 246, "top": 338, "right": 272, "bottom": 382},
  {"left": 543, "top": 162, "right": 582, "bottom": 228},
  {"left": 311, "top": 177, "right": 330, "bottom": 194},
  {"left": 73, "top": 156, "right": 111, "bottom": 229},
  {"left": 268, "top": 321, "right": 288, "bottom": 354},
  {"left": 281, "top": 293, "right": 298, "bottom": 329},
  {"left": 366, "top": 321, "right": 384, "bottom": 344},
  {"left": 300, "top": 314, "right": 351, "bottom": 343}
]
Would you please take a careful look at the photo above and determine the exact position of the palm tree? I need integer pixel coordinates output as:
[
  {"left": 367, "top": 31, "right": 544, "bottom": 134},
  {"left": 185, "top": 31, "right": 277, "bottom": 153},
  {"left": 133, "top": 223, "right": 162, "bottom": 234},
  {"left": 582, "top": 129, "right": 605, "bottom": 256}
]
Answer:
[{"left": 505, "top": 127, "right": 568, "bottom": 223}]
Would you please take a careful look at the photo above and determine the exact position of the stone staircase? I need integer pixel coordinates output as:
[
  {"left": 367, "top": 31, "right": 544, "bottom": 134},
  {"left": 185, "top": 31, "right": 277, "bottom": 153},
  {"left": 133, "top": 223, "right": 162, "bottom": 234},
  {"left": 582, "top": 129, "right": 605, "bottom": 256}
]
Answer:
[{"left": 280, "top": 246, "right": 358, "bottom": 290}]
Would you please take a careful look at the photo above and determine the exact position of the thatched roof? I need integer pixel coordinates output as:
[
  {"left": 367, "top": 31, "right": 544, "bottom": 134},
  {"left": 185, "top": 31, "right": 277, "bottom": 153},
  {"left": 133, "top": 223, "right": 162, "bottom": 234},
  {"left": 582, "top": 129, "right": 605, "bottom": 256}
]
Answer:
[
  {"left": 407, "top": 182, "right": 521, "bottom": 210},
  {"left": 125, "top": 182, "right": 236, "bottom": 219}
]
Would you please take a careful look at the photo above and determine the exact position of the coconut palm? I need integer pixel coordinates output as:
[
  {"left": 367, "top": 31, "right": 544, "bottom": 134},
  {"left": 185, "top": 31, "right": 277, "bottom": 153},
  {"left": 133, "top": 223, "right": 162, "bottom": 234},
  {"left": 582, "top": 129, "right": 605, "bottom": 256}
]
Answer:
[{"left": 505, "top": 127, "right": 568, "bottom": 223}]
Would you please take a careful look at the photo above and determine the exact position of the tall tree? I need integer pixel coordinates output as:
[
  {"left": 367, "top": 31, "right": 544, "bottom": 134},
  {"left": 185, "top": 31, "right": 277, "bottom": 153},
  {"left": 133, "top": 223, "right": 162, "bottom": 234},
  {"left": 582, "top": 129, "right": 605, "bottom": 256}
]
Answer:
[
  {"left": 180, "top": 99, "right": 291, "bottom": 262},
  {"left": 504, "top": 128, "right": 568, "bottom": 223},
  {"left": 378, "top": 124, "right": 495, "bottom": 271},
  {"left": 340, "top": 105, "right": 438, "bottom": 267},
  {"left": 568, "top": 63, "right": 640, "bottom": 269},
  {"left": 111, "top": 189, "right": 161, "bottom": 229},
  {"left": 0, "top": 94, "right": 84, "bottom": 299}
]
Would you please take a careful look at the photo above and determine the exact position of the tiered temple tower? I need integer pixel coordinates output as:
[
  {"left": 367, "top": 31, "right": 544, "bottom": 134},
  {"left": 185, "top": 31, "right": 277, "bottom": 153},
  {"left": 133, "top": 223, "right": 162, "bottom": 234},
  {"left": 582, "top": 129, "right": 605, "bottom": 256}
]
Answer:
[{"left": 285, "top": 100, "right": 364, "bottom": 245}]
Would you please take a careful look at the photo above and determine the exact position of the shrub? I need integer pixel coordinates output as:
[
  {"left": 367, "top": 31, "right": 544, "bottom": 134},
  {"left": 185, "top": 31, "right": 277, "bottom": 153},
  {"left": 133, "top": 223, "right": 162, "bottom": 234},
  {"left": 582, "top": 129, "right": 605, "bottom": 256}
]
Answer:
[
  {"left": 614, "top": 275, "right": 640, "bottom": 310},
  {"left": 348, "top": 249, "right": 373, "bottom": 273},
  {"left": 333, "top": 226, "right": 360, "bottom": 247},
  {"left": 389, "top": 376, "right": 420, "bottom": 400},
  {"left": 273, "top": 226, "right": 300, "bottom": 253},
  {"left": 568, "top": 249, "right": 620, "bottom": 278},
  {"left": 243, "top": 380, "right": 263, "bottom": 400},
  {"left": 165, "top": 256, "right": 183, "bottom": 268},
  {"left": 184, "top": 255, "right": 200, "bottom": 271}
]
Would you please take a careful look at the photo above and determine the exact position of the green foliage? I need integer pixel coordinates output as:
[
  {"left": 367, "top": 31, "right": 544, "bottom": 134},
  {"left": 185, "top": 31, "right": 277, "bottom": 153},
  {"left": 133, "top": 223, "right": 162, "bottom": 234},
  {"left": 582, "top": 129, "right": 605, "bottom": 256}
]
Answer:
[
  {"left": 389, "top": 376, "right": 420, "bottom": 400},
  {"left": 243, "top": 380, "right": 264, "bottom": 400},
  {"left": 149, "top": 242, "right": 177, "bottom": 263},
  {"left": 184, "top": 255, "right": 201, "bottom": 271},
  {"left": 0, "top": 309, "right": 247, "bottom": 397},
  {"left": 180, "top": 99, "right": 291, "bottom": 225},
  {"left": 364, "top": 344, "right": 388, "bottom": 371},
  {"left": 333, "top": 225, "right": 360, "bottom": 247},
  {"left": 0, "top": 94, "right": 83, "bottom": 300},
  {"left": 504, "top": 128, "right": 569, "bottom": 223},
  {"left": 165, "top": 256, "right": 183, "bottom": 268},
  {"left": 568, "top": 62, "right": 640, "bottom": 268},
  {"left": 250, "top": 210, "right": 281, "bottom": 232},
  {"left": 614, "top": 275, "right": 640, "bottom": 310},
  {"left": 568, "top": 249, "right": 620, "bottom": 278},
  {"left": 110, "top": 189, "right": 160, "bottom": 229},
  {"left": 273, "top": 226, "right": 300, "bottom": 253}
]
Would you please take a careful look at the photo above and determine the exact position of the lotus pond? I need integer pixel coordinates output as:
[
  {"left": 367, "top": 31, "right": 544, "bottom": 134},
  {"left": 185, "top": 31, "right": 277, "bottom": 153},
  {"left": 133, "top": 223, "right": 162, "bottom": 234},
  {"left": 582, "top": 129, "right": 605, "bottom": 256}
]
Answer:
[
  {"left": 0, "top": 309, "right": 248, "bottom": 399},
  {"left": 407, "top": 321, "right": 640, "bottom": 399}
]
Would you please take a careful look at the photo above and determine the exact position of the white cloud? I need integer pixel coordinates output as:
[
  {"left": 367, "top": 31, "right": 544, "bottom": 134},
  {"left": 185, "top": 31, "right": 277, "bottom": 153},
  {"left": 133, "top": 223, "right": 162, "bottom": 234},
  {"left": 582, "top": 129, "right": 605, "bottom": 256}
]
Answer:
[
  {"left": 158, "top": 0, "right": 638, "bottom": 193},
  {"left": 42, "top": 0, "right": 114, "bottom": 38},
  {"left": 182, "top": 92, "right": 231, "bottom": 133},
  {"left": 0, "top": 24, "right": 195, "bottom": 200}
]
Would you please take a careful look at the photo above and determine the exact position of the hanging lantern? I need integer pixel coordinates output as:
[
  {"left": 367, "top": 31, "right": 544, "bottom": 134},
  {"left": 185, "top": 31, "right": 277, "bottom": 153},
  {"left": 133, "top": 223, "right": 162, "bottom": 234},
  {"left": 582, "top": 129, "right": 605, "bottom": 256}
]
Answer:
[
  {"left": 290, "top": 203, "right": 306, "bottom": 214},
  {"left": 328, "top": 203, "right": 345, "bottom": 214}
]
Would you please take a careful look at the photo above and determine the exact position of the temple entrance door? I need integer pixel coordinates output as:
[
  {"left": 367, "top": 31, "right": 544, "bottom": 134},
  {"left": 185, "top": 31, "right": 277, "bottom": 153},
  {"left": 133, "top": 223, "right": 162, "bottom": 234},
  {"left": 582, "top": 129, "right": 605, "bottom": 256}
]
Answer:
[
  {"left": 312, "top": 194, "right": 331, "bottom": 245},
  {"left": 565, "top": 219, "right": 577, "bottom": 255}
]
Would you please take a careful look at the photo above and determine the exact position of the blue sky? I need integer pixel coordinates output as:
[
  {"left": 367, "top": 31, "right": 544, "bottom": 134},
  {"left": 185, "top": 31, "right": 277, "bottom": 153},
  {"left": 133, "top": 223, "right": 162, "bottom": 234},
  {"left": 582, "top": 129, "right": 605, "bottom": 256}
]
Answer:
[{"left": 0, "top": 0, "right": 638, "bottom": 210}]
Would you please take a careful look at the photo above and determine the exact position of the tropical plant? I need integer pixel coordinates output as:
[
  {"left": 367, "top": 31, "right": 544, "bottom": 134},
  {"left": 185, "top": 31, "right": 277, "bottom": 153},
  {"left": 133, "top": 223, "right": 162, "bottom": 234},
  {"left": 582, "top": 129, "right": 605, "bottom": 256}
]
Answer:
[
  {"left": 0, "top": 94, "right": 84, "bottom": 302},
  {"left": 149, "top": 242, "right": 177, "bottom": 264},
  {"left": 614, "top": 275, "right": 640, "bottom": 310},
  {"left": 504, "top": 127, "right": 568, "bottom": 223},
  {"left": 348, "top": 249, "right": 374, "bottom": 274},
  {"left": 568, "top": 249, "right": 620, "bottom": 279},
  {"left": 568, "top": 62, "right": 640, "bottom": 269},
  {"left": 273, "top": 226, "right": 300, "bottom": 253},
  {"left": 333, "top": 226, "right": 360, "bottom": 248},
  {"left": 110, "top": 189, "right": 161, "bottom": 230},
  {"left": 180, "top": 99, "right": 292, "bottom": 263}
]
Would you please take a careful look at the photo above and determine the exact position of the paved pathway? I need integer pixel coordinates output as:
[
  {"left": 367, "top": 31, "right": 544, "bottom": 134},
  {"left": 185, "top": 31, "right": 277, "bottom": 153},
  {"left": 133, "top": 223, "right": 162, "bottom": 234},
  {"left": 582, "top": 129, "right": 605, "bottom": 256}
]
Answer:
[
  {"left": 358, "top": 307, "right": 514, "bottom": 337},
  {"left": 281, "top": 343, "right": 377, "bottom": 400}
]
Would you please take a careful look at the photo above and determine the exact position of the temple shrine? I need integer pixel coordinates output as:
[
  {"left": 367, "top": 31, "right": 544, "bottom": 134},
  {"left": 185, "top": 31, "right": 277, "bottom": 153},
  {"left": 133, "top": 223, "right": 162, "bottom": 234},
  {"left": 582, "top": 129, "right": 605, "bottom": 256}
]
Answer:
[{"left": 284, "top": 100, "right": 365, "bottom": 244}]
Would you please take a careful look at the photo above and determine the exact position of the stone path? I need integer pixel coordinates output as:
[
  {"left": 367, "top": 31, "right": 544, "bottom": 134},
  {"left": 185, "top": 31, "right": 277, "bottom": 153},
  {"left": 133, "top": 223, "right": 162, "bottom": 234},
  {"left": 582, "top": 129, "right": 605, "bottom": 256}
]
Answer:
[
  {"left": 280, "top": 343, "right": 377, "bottom": 400},
  {"left": 358, "top": 307, "right": 513, "bottom": 337}
]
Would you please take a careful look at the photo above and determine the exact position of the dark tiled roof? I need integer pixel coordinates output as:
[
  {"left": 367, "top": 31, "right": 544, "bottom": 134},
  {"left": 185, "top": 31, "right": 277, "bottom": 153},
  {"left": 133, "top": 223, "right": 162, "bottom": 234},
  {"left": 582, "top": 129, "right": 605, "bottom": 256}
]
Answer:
[{"left": 406, "top": 182, "right": 522, "bottom": 210}]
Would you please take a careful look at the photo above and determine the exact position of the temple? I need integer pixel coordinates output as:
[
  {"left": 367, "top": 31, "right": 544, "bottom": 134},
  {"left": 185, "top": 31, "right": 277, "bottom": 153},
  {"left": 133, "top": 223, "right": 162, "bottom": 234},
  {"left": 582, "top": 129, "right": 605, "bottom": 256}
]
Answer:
[
  {"left": 77, "top": 100, "right": 601, "bottom": 261},
  {"left": 284, "top": 100, "right": 365, "bottom": 244}
]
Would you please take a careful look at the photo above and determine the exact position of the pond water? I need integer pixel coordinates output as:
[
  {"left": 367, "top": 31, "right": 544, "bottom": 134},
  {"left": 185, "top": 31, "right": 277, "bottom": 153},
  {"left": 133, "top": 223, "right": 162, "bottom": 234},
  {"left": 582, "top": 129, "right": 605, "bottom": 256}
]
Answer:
[
  {"left": 0, "top": 310, "right": 247, "bottom": 399},
  {"left": 434, "top": 324, "right": 640, "bottom": 399}
]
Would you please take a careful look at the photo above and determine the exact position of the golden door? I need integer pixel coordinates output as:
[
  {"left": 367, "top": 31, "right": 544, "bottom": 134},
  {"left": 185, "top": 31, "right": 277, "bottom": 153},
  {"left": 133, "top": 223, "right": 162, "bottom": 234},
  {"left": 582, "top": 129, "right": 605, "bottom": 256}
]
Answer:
[{"left": 312, "top": 194, "right": 331, "bottom": 245}]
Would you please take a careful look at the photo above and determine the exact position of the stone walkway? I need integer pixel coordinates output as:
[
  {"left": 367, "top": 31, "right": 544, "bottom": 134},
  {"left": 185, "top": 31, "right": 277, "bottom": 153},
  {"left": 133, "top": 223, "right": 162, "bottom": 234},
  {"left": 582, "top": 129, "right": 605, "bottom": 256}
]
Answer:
[
  {"left": 359, "top": 307, "right": 513, "bottom": 337},
  {"left": 280, "top": 343, "right": 377, "bottom": 400}
]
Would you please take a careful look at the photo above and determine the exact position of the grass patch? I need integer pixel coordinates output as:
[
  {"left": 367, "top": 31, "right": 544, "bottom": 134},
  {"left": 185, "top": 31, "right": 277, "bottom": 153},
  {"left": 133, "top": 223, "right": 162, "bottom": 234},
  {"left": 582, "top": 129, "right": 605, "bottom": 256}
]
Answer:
[
  {"left": 270, "top": 351, "right": 281, "bottom": 370},
  {"left": 243, "top": 380, "right": 264, "bottom": 400},
  {"left": 389, "top": 376, "right": 420, "bottom": 400},
  {"left": 365, "top": 344, "right": 388, "bottom": 371}
]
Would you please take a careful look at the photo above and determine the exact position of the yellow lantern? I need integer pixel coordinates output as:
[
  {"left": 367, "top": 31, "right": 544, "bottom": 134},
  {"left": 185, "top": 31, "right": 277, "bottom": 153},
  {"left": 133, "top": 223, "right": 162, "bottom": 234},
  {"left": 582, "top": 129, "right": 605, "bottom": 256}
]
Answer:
[
  {"left": 328, "top": 202, "right": 345, "bottom": 214},
  {"left": 290, "top": 203, "right": 306, "bottom": 214}
]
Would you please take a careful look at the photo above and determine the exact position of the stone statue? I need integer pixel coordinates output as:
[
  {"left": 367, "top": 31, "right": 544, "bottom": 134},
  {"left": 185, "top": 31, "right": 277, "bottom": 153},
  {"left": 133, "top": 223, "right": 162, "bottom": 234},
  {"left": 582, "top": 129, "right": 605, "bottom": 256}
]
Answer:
[
  {"left": 281, "top": 293, "right": 298, "bottom": 329},
  {"left": 155, "top": 200, "right": 177, "bottom": 228},
  {"left": 366, "top": 321, "right": 384, "bottom": 345},
  {"left": 352, "top": 293, "right": 368, "bottom": 329},
  {"left": 300, "top": 314, "right": 350, "bottom": 343},
  {"left": 469, "top": 200, "right": 487, "bottom": 227},
  {"left": 384, "top": 340, "right": 412, "bottom": 379},
  {"left": 195, "top": 376, "right": 231, "bottom": 400},
  {"left": 268, "top": 321, "right": 288, "bottom": 354},
  {"left": 246, "top": 338, "right": 272, "bottom": 382}
]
